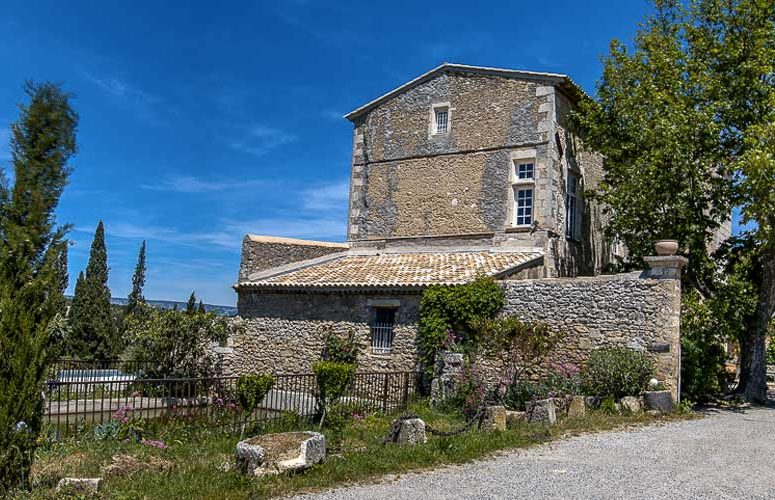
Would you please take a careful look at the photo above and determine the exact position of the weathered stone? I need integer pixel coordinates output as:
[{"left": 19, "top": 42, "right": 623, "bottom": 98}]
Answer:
[
  {"left": 567, "top": 396, "right": 586, "bottom": 418},
  {"left": 430, "top": 352, "right": 465, "bottom": 405},
  {"left": 506, "top": 410, "right": 526, "bottom": 426},
  {"left": 527, "top": 399, "right": 557, "bottom": 425},
  {"left": 56, "top": 478, "right": 102, "bottom": 493},
  {"left": 481, "top": 405, "right": 507, "bottom": 431},
  {"left": 236, "top": 431, "right": 325, "bottom": 477},
  {"left": 620, "top": 396, "right": 642, "bottom": 414},
  {"left": 584, "top": 396, "right": 601, "bottom": 409},
  {"left": 395, "top": 418, "right": 427, "bottom": 444},
  {"left": 644, "top": 391, "right": 674, "bottom": 414},
  {"left": 551, "top": 397, "right": 570, "bottom": 416}
]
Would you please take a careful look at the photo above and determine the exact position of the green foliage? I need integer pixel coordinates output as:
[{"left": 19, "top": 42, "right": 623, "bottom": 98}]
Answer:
[
  {"left": 123, "top": 304, "right": 230, "bottom": 379},
  {"left": 581, "top": 347, "right": 655, "bottom": 399},
  {"left": 236, "top": 373, "right": 275, "bottom": 414},
  {"left": 126, "top": 241, "right": 146, "bottom": 316},
  {"left": 418, "top": 277, "right": 505, "bottom": 372},
  {"left": 67, "top": 221, "right": 120, "bottom": 359},
  {"left": 186, "top": 291, "right": 197, "bottom": 315},
  {"left": 504, "top": 366, "right": 582, "bottom": 411},
  {"left": 312, "top": 361, "right": 356, "bottom": 426},
  {"left": 321, "top": 327, "right": 360, "bottom": 365},
  {"left": 0, "top": 81, "right": 76, "bottom": 493}
]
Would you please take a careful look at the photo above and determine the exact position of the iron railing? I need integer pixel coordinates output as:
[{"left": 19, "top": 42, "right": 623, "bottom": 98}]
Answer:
[
  {"left": 371, "top": 323, "right": 395, "bottom": 354},
  {"left": 44, "top": 370, "right": 418, "bottom": 437}
]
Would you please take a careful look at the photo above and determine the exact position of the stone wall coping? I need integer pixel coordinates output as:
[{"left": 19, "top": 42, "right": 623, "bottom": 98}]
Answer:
[
  {"left": 503, "top": 271, "right": 649, "bottom": 285},
  {"left": 246, "top": 234, "right": 349, "bottom": 249},
  {"left": 643, "top": 255, "right": 689, "bottom": 268}
]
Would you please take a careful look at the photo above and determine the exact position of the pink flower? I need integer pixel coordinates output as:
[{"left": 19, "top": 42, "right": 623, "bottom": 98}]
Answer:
[{"left": 141, "top": 438, "right": 169, "bottom": 449}]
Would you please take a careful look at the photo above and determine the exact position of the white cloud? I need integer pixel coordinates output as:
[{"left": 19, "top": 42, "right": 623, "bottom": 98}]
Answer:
[
  {"left": 301, "top": 180, "right": 349, "bottom": 211},
  {"left": 230, "top": 124, "right": 298, "bottom": 157},
  {"left": 85, "top": 74, "right": 159, "bottom": 104},
  {"left": 142, "top": 175, "right": 271, "bottom": 194}
]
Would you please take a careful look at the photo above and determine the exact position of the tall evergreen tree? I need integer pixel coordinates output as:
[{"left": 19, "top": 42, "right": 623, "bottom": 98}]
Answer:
[
  {"left": 186, "top": 291, "right": 197, "bottom": 315},
  {"left": 0, "top": 82, "right": 76, "bottom": 493},
  {"left": 68, "top": 221, "right": 119, "bottom": 359},
  {"left": 197, "top": 300, "right": 206, "bottom": 314},
  {"left": 126, "top": 241, "right": 146, "bottom": 315}
]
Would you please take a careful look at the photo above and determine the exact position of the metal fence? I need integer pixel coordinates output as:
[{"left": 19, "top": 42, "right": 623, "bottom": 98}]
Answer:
[{"left": 44, "top": 370, "right": 418, "bottom": 437}]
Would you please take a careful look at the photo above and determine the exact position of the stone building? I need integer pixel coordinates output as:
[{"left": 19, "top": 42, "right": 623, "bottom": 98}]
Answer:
[{"left": 223, "top": 64, "right": 686, "bottom": 396}]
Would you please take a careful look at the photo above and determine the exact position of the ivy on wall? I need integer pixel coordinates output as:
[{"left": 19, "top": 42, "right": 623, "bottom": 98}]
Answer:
[{"left": 418, "top": 276, "right": 505, "bottom": 373}]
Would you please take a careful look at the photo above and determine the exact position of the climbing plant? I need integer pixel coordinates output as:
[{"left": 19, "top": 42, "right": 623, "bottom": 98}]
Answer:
[{"left": 418, "top": 276, "right": 505, "bottom": 375}]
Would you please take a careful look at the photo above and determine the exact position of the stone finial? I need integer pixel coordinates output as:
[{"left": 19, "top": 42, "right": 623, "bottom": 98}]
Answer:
[{"left": 643, "top": 255, "right": 689, "bottom": 280}]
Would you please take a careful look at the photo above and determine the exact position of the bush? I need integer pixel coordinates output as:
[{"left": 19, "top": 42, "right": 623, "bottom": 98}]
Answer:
[
  {"left": 581, "top": 347, "right": 655, "bottom": 399},
  {"left": 236, "top": 373, "right": 275, "bottom": 414},
  {"left": 312, "top": 361, "right": 356, "bottom": 426},
  {"left": 503, "top": 366, "right": 582, "bottom": 411},
  {"left": 321, "top": 327, "right": 360, "bottom": 365}
]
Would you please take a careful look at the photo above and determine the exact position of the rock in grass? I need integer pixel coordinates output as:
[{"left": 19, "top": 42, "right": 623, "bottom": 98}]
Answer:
[
  {"left": 567, "top": 396, "right": 586, "bottom": 418},
  {"left": 56, "top": 477, "right": 102, "bottom": 493},
  {"left": 395, "top": 418, "right": 427, "bottom": 444},
  {"left": 644, "top": 390, "right": 674, "bottom": 414},
  {"left": 236, "top": 431, "right": 325, "bottom": 477},
  {"left": 506, "top": 410, "right": 526, "bottom": 426},
  {"left": 481, "top": 406, "right": 507, "bottom": 431},
  {"left": 527, "top": 399, "right": 557, "bottom": 425},
  {"left": 620, "top": 396, "right": 642, "bottom": 414}
]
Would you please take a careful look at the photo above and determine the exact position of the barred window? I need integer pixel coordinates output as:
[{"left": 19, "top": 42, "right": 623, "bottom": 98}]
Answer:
[
  {"left": 371, "top": 308, "right": 396, "bottom": 354},
  {"left": 435, "top": 109, "right": 448, "bottom": 134}
]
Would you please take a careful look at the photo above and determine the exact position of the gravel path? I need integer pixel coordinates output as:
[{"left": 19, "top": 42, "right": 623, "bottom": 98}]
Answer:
[{"left": 297, "top": 406, "right": 775, "bottom": 499}]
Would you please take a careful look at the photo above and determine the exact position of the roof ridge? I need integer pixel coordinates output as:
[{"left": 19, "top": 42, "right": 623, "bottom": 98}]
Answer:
[{"left": 246, "top": 234, "right": 349, "bottom": 248}]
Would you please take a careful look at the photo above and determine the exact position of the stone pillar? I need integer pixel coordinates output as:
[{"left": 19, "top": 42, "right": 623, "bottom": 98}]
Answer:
[{"left": 643, "top": 255, "right": 688, "bottom": 402}]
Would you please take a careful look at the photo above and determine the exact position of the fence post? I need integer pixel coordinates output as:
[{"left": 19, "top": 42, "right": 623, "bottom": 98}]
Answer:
[
  {"left": 401, "top": 372, "right": 410, "bottom": 410},
  {"left": 381, "top": 374, "right": 390, "bottom": 413}
]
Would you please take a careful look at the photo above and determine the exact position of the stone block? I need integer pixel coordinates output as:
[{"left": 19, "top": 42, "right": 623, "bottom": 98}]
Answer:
[
  {"left": 620, "top": 396, "right": 642, "bottom": 414},
  {"left": 506, "top": 410, "right": 526, "bottom": 426},
  {"left": 584, "top": 396, "right": 601, "bottom": 409},
  {"left": 396, "top": 418, "right": 427, "bottom": 444},
  {"left": 236, "top": 431, "right": 325, "bottom": 477},
  {"left": 527, "top": 399, "right": 557, "bottom": 425},
  {"left": 643, "top": 391, "right": 674, "bottom": 414},
  {"left": 567, "top": 396, "right": 586, "bottom": 418},
  {"left": 481, "top": 405, "right": 507, "bottom": 431},
  {"left": 56, "top": 478, "right": 102, "bottom": 493}
]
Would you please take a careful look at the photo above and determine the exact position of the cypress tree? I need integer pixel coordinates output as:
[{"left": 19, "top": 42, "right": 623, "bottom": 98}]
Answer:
[
  {"left": 197, "top": 300, "right": 206, "bottom": 314},
  {"left": 0, "top": 82, "right": 76, "bottom": 493},
  {"left": 186, "top": 291, "right": 197, "bottom": 315},
  {"left": 126, "top": 241, "right": 146, "bottom": 315},
  {"left": 68, "top": 221, "right": 119, "bottom": 359}
]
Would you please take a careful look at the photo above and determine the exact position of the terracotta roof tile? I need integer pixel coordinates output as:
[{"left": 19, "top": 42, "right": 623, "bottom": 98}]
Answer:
[{"left": 237, "top": 251, "right": 543, "bottom": 290}]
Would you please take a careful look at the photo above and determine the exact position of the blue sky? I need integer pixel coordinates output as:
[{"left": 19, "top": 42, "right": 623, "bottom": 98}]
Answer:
[{"left": 0, "top": 1, "right": 743, "bottom": 305}]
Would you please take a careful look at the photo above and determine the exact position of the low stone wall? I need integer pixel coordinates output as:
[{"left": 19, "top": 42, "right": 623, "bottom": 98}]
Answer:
[
  {"left": 221, "top": 292, "right": 420, "bottom": 375},
  {"left": 500, "top": 265, "right": 683, "bottom": 399}
]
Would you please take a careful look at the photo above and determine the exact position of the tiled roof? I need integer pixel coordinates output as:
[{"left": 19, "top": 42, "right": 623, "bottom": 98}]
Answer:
[{"left": 237, "top": 251, "right": 543, "bottom": 290}]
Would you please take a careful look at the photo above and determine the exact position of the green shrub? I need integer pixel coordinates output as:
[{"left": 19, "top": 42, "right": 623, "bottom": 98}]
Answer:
[
  {"left": 504, "top": 367, "right": 582, "bottom": 411},
  {"left": 581, "top": 347, "right": 655, "bottom": 399},
  {"left": 504, "top": 379, "right": 539, "bottom": 411},
  {"left": 236, "top": 373, "right": 275, "bottom": 414},
  {"left": 321, "top": 327, "right": 360, "bottom": 365},
  {"left": 312, "top": 361, "right": 356, "bottom": 426}
]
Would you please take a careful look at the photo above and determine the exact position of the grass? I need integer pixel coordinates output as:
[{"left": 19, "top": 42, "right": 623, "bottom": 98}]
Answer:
[{"left": 19, "top": 402, "right": 695, "bottom": 499}]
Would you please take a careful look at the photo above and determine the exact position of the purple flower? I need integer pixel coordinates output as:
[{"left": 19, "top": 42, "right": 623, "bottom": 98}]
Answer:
[{"left": 141, "top": 438, "right": 169, "bottom": 449}]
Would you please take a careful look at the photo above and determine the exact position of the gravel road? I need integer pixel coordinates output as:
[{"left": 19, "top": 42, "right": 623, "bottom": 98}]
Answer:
[{"left": 296, "top": 406, "right": 775, "bottom": 499}]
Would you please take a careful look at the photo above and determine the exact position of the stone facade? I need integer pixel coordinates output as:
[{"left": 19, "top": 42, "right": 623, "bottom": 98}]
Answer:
[
  {"left": 346, "top": 64, "right": 612, "bottom": 278},
  {"left": 223, "top": 292, "right": 420, "bottom": 375},
  {"left": 224, "top": 258, "right": 684, "bottom": 399},
  {"left": 238, "top": 235, "right": 348, "bottom": 283}
]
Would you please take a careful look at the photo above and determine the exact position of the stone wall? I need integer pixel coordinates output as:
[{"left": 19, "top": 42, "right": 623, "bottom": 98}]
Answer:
[
  {"left": 238, "top": 235, "right": 348, "bottom": 282},
  {"left": 222, "top": 291, "right": 420, "bottom": 375},
  {"left": 500, "top": 262, "right": 683, "bottom": 399}
]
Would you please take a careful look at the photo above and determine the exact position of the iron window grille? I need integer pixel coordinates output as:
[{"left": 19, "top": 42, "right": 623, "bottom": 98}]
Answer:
[
  {"left": 371, "top": 308, "right": 396, "bottom": 354},
  {"left": 435, "top": 110, "right": 449, "bottom": 134}
]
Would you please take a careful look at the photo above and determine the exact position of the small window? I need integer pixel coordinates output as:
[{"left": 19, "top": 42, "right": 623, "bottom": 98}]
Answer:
[
  {"left": 434, "top": 108, "right": 449, "bottom": 134},
  {"left": 371, "top": 308, "right": 396, "bottom": 354},
  {"left": 514, "top": 187, "right": 534, "bottom": 226},
  {"left": 516, "top": 162, "right": 534, "bottom": 180},
  {"left": 566, "top": 172, "right": 580, "bottom": 239}
]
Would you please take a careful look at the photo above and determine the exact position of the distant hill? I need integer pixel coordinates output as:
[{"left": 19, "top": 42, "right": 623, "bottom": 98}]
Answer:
[
  {"left": 109, "top": 297, "right": 238, "bottom": 317},
  {"left": 65, "top": 295, "right": 237, "bottom": 317}
]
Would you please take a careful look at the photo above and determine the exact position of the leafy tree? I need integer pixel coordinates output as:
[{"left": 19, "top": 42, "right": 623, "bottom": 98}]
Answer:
[
  {"left": 126, "top": 241, "right": 146, "bottom": 315},
  {"left": 123, "top": 304, "right": 230, "bottom": 379},
  {"left": 576, "top": 0, "right": 775, "bottom": 402},
  {"left": 67, "top": 221, "right": 119, "bottom": 359},
  {"left": 0, "top": 82, "right": 76, "bottom": 493}
]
